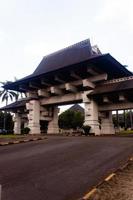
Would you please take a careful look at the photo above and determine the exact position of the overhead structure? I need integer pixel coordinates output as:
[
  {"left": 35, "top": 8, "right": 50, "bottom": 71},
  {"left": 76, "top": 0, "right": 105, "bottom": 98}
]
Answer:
[{"left": 1, "top": 39, "right": 133, "bottom": 135}]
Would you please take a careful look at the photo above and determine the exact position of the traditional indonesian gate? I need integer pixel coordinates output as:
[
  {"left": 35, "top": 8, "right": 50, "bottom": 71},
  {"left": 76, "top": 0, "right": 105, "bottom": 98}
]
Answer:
[{"left": 1, "top": 39, "right": 133, "bottom": 135}]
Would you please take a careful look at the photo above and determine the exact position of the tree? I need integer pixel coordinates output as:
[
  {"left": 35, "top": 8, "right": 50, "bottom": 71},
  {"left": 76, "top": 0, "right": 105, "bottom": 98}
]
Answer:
[
  {"left": 14, "top": 77, "right": 26, "bottom": 100},
  {"left": 0, "top": 81, "right": 18, "bottom": 130},
  {"left": 0, "top": 81, "right": 18, "bottom": 105},
  {"left": 58, "top": 110, "right": 84, "bottom": 130},
  {"left": 0, "top": 111, "right": 14, "bottom": 131}
]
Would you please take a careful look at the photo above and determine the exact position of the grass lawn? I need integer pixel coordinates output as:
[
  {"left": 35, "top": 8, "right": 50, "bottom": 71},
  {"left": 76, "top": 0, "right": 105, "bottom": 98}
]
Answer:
[
  {"left": 118, "top": 130, "right": 133, "bottom": 136},
  {"left": 0, "top": 134, "right": 24, "bottom": 139}
]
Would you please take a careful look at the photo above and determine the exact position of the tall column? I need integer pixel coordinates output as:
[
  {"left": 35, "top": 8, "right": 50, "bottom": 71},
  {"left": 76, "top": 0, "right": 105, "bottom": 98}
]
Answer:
[
  {"left": 13, "top": 113, "right": 21, "bottom": 134},
  {"left": 116, "top": 110, "right": 119, "bottom": 129},
  {"left": 124, "top": 110, "right": 127, "bottom": 130},
  {"left": 26, "top": 100, "right": 41, "bottom": 134},
  {"left": 83, "top": 92, "right": 100, "bottom": 135},
  {"left": 101, "top": 111, "right": 115, "bottom": 135},
  {"left": 47, "top": 106, "right": 59, "bottom": 134},
  {"left": 130, "top": 109, "right": 133, "bottom": 129}
]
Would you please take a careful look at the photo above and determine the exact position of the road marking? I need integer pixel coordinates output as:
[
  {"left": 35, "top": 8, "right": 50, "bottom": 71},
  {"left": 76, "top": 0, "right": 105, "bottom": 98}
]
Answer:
[
  {"left": 32, "top": 138, "right": 38, "bottom": 141},
  {"left": 82, "top": 188, "right": 97, "bottom": 200},
  {"left": 120, "top": 163, "right": 128, "bottom": 170},
  {"left": 0, "top": 137, "right": 47, "bottom": 147},
  {"left": 80, "top": 155, "right": 133, "bottom": 200},
  {"left": 0, "top": 142, "right": 9, "bottom": 146},
  {"left": 13, "top": 141, "right": 20, "bottom": 144},
  {"left": 129, "top": 157, "right": 133, "bottom": 161},
  {"left": 105, "top": 173, "right": 115, "bottom": 181},
  {"left": 23, "top": 139, "right": 29, "bottom": 142}
]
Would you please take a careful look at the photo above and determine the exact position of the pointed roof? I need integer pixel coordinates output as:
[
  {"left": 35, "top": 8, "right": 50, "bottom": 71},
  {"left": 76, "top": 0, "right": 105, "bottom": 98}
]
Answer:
[
  {"left": 33, "top": 39, "right": 93, "bottom": 77},
  {"left": 0, "top": 99, "right": 28, "bottom": 111},
  {"left": 68, "top": 104, "right": 84, "bottom": 114},
  {"left": 4, "top": 39, "right": 132, "bottom": 91}
]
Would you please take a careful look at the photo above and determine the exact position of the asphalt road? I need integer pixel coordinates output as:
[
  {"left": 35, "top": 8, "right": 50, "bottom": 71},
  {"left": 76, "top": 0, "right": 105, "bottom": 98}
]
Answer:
[{"left": 0, "top": 136, "right": 133, "bottom": 200}]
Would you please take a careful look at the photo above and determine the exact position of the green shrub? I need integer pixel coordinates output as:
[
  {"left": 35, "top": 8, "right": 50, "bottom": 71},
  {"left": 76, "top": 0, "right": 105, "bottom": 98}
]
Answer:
[
  {"left": 58, "top": 110, "right": 84, "bottom": 129},
  {"left": 21, "top": 127, "right": 30, "bottom": 134},
  {"left": 82, "top": 125, "right": 91, "bottom": 136}
]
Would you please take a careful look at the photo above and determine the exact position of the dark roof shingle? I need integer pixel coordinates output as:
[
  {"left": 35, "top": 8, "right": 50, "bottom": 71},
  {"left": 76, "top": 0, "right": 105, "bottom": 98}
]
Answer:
[
  {"left": 33, "top": 39, "right": 92, "bottom": 76},
  {"left": 0, "top": 99, "right": 27, "bottom": 111}
]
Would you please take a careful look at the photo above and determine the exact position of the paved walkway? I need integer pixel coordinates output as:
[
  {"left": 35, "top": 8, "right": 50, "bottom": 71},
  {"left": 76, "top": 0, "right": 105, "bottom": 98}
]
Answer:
[{"left": 0, "top": 136, "right": 133, "bottom": 200}]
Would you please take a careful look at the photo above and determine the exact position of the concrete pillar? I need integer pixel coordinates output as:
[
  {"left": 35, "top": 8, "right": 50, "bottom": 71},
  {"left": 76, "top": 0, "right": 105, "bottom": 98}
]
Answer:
[
  {"left": 83, "top": 92, "right": 100, "bottom": 135},
  {"left": 24, "top": 121, "right": 28, "bottom": 128},
  {"left": 101, "top": 111, "right": 115, "bottom": 135},
  {"left": 47, "top": 106, "right": 59, "bottom": 134},
  {"left": 26, "top": 100, "right": 41, "bottom": 134},
  {"left": 13, "top": 113, "right": 21, "bottom": 134},
  {"left": 130, "top": 109, "right": 133, "bottom": 129}
]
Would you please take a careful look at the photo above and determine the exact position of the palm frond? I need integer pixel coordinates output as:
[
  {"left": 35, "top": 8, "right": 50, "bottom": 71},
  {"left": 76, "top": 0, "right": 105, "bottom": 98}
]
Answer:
[
  {"left": 0, "top": 80, "right": 19, "bottom": 105},
  {"left": 2, "top": 92, "right": 8, "bottom": 102},
  {"left": 9, "top": 93, "right": 13, "bottom": 102}
]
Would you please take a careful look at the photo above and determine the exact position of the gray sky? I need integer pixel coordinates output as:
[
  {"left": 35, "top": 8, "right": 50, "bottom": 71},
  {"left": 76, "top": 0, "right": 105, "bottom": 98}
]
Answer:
[{"left": 0, "top": 0, "right": 133, "bottom": 110}]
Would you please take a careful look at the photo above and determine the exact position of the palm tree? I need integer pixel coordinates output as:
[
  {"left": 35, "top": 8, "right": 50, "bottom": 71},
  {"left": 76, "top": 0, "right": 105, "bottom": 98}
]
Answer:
[
  {"left": 0, "top": 81, "right": 18, "bottom": 130},
  {"left": 14, "top": 77, "right": 26, "bottom": 100}
]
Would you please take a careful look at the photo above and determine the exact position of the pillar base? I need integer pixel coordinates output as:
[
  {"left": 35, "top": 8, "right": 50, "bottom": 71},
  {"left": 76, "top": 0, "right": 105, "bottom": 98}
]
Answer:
[
  {"left": 101, "top": 124, "right": 115, "bottom": 135},
  {"left": 29, "top": 128, "right": 41, "bottom": 134},
  {"left": 47, "top": 127, "right": 59, "bottom": 134},
  {"left": 84, "top": 120, "right": 100, "bottom": 135},
  {"left": 14, "top": 128, "right": 21, "bottom": 134},
  {"left": 29, "top": 123, "right": 41, "bottom": 134},
  {"left": 47, "top": 122, "right": 59, "bottom": 134},
  {"left": 101, "top": 120, "right": 115, "bottom": 135}
]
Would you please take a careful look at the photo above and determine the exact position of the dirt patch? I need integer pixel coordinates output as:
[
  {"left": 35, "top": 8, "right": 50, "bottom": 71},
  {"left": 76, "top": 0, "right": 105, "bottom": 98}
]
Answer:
[{"left": 90, "top": 161, "right": 133, "bottom": 200}]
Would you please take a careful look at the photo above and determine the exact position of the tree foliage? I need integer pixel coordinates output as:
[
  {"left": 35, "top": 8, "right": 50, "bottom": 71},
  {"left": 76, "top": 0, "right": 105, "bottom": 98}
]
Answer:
[
  {"left": 112, "top": 110, "right": 133, "bottom": 129},
  {"left": 0, "top": 81, "right": 18, "bottom": 105},
  {"left": 0, "top": 111, "right": 14, "bottom": 131},
  {"left": 14, "top": 77, "right": 26, "bottom": 99},
  {"left": 58, "top": 110, "right": 84, "bottom": 130}
]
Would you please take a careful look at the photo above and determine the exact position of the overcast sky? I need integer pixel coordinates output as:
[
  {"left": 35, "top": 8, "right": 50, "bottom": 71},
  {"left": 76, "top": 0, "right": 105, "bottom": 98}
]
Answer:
[{"left": 0, "top": 0, "right": 133, "bottom": 110}]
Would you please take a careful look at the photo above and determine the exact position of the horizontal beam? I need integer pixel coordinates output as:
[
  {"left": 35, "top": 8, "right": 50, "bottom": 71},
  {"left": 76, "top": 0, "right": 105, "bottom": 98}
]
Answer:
[
  {"left": 87, "top": 67, "right": 98, "bottom": 75},
  {"left": 38, "top": 89, "right": 49, "bottom": 97},
  {"left": 41, "top": 74, "right": 107, "bottom": 93},
  {"left": 99, "top": 102, "right": 133, "bottom": 111},
  {"left": 88, "top": 73, "right": 108, "bottom": 82},
  {"left": 103, "top": 96, "right": 110, "bottom": 103},
  {"left": 40, "top": 92, "right": 83, "bottom": 105},
  {"left": 70, "top": 71, "right": 81, "bottom": 80},
  {"left": 26, "top": 91, "right": 38, "bottom": 98},
  {"left": 65, "top": 83, "right": 77, "bottom": 92},
  {"left": 119, "top": 94, "right": 126, "bottom": 101},
  {"left": 50, "top": 86, "right": 62, "bottom": 95},
  {"left": 19, "top": 85, "right": 28, "bottom": 91},
  {"left": 41, "top": 79, "right": 51, "bottom": 86},
  {"left": 29, "top": 82, "right": 40, "bottom": 89},
  {"left": 40, "top": 116, "right": 52, "bottom": 121},
  {"left": 55, "top": 76, "right": 65, "bottom": 83},
  {"left": 82, "top": 79, "right": 95, "bottom": 89}
]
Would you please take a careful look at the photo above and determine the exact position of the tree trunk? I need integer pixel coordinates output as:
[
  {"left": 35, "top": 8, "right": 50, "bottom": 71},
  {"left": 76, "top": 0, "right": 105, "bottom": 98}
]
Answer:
[{"left": 3, "top": 98, "right": 8, "bottom": 131}]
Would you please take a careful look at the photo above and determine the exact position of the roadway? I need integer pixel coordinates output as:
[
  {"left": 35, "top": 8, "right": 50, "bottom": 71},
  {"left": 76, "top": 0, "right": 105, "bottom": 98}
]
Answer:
[{"left": 0, "top": 136, "right": 133, "bottom": 200}]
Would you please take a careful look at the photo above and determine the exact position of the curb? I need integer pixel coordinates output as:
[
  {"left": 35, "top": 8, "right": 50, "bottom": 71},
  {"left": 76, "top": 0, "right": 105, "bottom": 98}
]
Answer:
[
  {"left": 0, "top": 137, "right": 47, "bottom": 146},
  {"left": 80, "top": 155, "right": 133, "bottom": 200}
]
